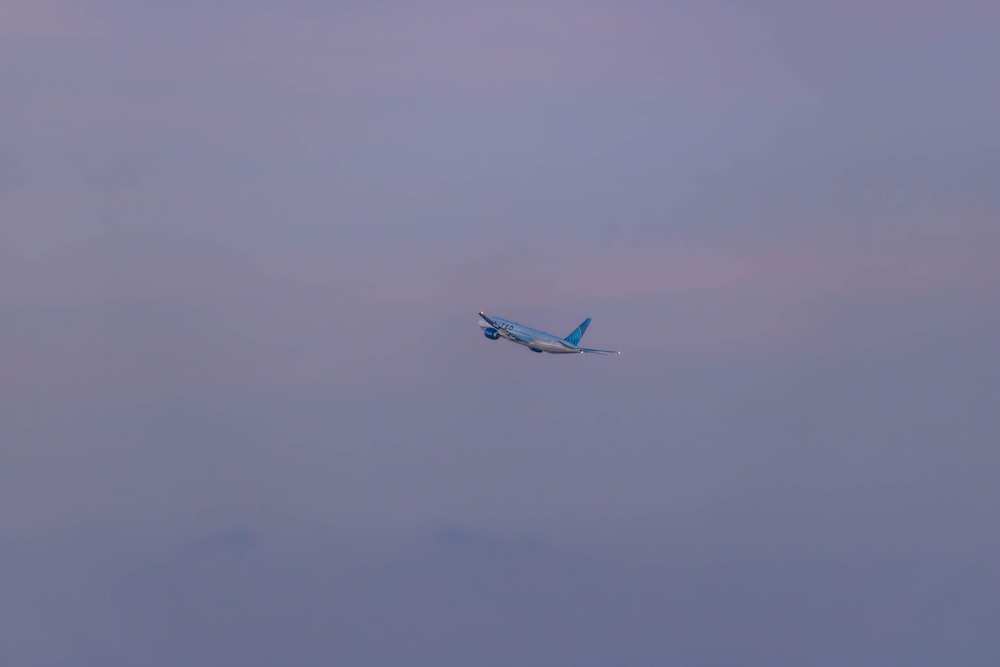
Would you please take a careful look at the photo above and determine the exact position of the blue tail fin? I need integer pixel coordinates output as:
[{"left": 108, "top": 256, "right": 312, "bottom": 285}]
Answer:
[{"left": 565, "top": 317, "right": 591, "bottom": 346}]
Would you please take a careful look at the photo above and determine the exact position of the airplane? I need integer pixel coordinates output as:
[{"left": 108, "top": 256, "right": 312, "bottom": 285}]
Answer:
[{"left": 478, "top": 311, "right": 620, "bottom": 355}]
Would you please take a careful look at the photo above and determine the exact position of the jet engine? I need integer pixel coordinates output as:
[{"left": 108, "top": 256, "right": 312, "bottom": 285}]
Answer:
[{"left": 483, "top": 327, "right": 500, "bottom": 340}]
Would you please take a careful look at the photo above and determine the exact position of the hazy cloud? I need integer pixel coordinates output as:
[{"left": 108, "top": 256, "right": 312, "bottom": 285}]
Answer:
[{"left": 2, "top": 0, "right": 998, "bottom": 665}]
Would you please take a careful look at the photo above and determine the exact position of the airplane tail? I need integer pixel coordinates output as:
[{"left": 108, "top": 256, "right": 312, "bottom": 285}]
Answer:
[{"left": 565, "top": 317, "right": 591, "bottom": 346}]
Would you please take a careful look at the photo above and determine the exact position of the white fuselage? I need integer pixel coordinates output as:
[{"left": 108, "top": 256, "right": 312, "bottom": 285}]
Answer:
[{"left": 478, "top": 316, "right": 581, "bottom": 354}]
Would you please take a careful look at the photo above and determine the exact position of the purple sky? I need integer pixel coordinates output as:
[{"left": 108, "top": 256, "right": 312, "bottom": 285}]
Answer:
[{"left": 2, "top": 1, "right": 999, "bottom": 665}]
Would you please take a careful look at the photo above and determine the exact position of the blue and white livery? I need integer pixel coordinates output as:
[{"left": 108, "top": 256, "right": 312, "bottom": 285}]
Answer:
[{"left": 478, "top": 311, "right": 620, "bottom": 355}]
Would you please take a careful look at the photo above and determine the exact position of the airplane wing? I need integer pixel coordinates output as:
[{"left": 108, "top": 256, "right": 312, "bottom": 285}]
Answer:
[
  {"left": 578, "top": 347, "right": 621, "bottom": 355},
  {"left": 478, "top": 311, "right": 522, "bottom": 342}
]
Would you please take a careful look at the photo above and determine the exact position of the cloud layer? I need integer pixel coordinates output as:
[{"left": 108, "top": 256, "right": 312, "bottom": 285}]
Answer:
[{"left": 2, "top": 1, "right": 999, "bottom": 665}]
